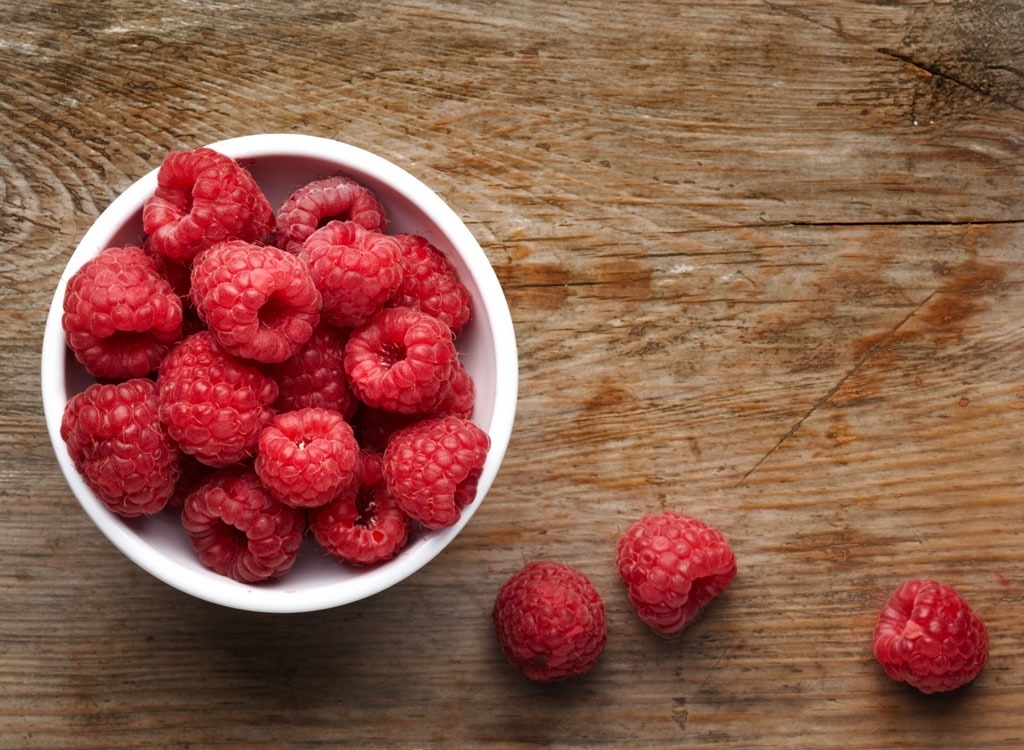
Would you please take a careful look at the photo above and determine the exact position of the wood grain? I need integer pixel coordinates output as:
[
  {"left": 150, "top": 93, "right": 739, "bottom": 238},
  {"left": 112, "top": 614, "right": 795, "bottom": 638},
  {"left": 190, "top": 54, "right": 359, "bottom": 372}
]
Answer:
[{"left": 2, "top": 1, "right": 1022, "bottom": 748}]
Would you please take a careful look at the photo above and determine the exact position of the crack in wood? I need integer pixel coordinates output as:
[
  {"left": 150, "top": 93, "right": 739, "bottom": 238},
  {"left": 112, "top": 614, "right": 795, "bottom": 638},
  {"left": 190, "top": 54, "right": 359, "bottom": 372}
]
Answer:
[
  {"left": 762, "top": 0, "right": 1024, "bottom": 114},
  {"left": 737, "top": 291, "right": 936, "bottom": 485},
  {"left": 877, "top": 47, "right": 1024, "bottom": 115}
]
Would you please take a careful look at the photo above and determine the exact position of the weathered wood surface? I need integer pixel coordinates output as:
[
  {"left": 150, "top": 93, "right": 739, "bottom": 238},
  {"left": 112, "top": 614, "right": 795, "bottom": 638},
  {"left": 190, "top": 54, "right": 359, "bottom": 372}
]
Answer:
[{"left": 2, "top": 1, "right": 1022, "bottom": 747}]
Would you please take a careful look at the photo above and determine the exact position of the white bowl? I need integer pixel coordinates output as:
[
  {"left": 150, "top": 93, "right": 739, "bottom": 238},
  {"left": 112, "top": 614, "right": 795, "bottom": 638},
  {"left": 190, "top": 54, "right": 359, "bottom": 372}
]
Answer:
[{"left": 41, "top": 134, "right": 517, "bottom": 613}]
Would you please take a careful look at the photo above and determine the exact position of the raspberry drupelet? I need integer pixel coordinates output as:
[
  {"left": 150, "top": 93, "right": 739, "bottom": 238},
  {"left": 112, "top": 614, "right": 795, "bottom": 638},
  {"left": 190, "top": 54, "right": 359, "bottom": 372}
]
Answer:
[
  {"left": 190, "top": 239, "right": 322, "bottom": 363},
  {"left": 493, "top": 561, "right": 607, "bottom": 682},
  {"left": 616, "top": 510, "right": 737, "bottom": 634},
  {"left": 60, "top": 378, "right": 181, "bottom": 518},
  {"left": 62, "top": 245, "right": 183, "bottom": 379},
  {"left": 872, "top": 579, "right": 989, "bottom": 693}
]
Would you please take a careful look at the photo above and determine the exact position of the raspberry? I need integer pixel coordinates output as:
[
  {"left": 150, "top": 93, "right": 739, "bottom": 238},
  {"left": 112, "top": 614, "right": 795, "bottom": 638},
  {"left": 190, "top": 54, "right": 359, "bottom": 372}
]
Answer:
[
  {"left": 276, "top": 175, "right": 388, "bottom": 254},
  {"left": 143, "top": 147, "right": 274, "bottom": 263},
  {"left": 190, "top": 240, "right": 322, "bottom": 363},
  {"left": 299, "top": 221, "right": 404, "bottom": 329},
  {"left": 434, "top": 361, "right": 475, "bottom": 419},
  {"left": 344, "top": 307, "right": 457, "bottom": 415},
  {"left": 181, "top": 465, "right": 305, "bottom": 583},
  {"left": 157, "top": 331, "right": 278, "bottom": 467},
  {"left": 389, "top": 233, "right": 472, "bottom": 334},
  {"left": 493, "top": 561, "right": 607, "bottom": 682},
  {"left": 615, "top": 510, "right": 737, "bottom": 634},
  {"left": 382, "top": 416, "right": 489, "bottom": 529},
  {"left": 310, "top": 452, "right": 411, "bottom": 566},
  {"left": 60, "top": 378, "right": 180, "bottom": 518},
  {"left": 872, "top": 579, "right": 989, "bottom": 693},
  {"left": 254, "top": 407, "right": 359, "bottom": 508},
  {"left": 62, "top": 246, "right": 183, "bottom": 379},
  {"left": 268, "top": 322, "right": 357, "bottom": 418}
]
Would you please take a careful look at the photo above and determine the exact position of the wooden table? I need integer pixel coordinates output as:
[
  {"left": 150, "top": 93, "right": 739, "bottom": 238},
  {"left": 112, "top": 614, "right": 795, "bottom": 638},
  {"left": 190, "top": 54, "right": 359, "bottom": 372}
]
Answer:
[{"left": 3, "top": 1, "right": 1022, "bottom": 747}]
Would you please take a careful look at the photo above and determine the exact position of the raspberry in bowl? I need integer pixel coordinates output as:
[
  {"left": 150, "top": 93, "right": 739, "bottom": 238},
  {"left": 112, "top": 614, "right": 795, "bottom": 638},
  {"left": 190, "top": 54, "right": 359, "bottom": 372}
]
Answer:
[{"left": 41, "top": 134, "right": 517, "bottom": 613}]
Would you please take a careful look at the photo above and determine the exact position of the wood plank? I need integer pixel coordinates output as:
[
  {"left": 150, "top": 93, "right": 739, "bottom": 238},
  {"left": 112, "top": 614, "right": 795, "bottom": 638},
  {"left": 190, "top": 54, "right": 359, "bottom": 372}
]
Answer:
[{"left": 2, "top": 1, "right": 1022, "bottom": 747}]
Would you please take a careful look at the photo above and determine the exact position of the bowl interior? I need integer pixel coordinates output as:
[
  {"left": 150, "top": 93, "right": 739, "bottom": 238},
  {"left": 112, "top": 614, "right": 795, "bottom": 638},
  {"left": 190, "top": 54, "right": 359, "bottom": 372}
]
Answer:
[{"left": 41, "top": 134, "right": 517, "bottom": 613}]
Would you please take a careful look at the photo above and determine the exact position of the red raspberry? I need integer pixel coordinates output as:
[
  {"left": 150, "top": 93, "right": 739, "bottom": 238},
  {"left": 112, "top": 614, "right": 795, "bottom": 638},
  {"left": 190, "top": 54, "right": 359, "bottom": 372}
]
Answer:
[
  {"left": 254, "top": 407, "right": 359, "bottom": 508},
  {"left": 434, "top": 360, "right": 475, "bottom": 419},
  {"left": 268, "top": 322, "right": 357, "bottom": 418},
  {"left": 872, "top": 579, "right": 989, "bottom": 693},
  {"left": 276, "top": 175, "right": 388, "bottom": 254},
  {"left": 389, "top": 233, "right": 472, "bottom": 334},
  {"left": 344, "top": 307, "right": 457, "bottom": 415},
  {"left": 181, "top": 465, "right": 305, "bottom": 583},
  {"left": 310, "top": 452, "right": 411, "bottom": 566},
  {"left": 190, "top": 240, "right": 322, "bottom": 363},
  {"left": 615, "top": 510, "right": 737, "bottom": 634},
  {"left": 299, "top": 221, "right": 404, "bottom": 329},
  {"left": 157, "top": 331, "right": 278, "bottom": 468},
  {"left": 60, "top": 378, "right": 180, "bottom": 518},
  {"left": 62, "top": 246, "right": 183, "bottom": 379},
  {"left": 143, "top": 147, "right": 274, "bottom": 263},
  {"left": 382, "top": 416, "right": 489, "bottom": 529},
  {"left": 493, "top": 561, "right": 607, "bottom": 682}
]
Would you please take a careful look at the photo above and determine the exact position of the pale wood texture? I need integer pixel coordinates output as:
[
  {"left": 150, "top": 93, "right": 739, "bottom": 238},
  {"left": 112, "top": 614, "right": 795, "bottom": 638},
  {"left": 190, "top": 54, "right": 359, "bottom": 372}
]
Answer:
[{"left": 2, "top": 1, "right": 1023, "bottom": 748}]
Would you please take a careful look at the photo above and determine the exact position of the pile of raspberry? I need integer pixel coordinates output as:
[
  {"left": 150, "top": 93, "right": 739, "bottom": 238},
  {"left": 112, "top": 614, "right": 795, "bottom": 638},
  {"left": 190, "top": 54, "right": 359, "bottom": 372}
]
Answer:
[{"left": 60, "top": 146, "right": 489, "bottom": 584}]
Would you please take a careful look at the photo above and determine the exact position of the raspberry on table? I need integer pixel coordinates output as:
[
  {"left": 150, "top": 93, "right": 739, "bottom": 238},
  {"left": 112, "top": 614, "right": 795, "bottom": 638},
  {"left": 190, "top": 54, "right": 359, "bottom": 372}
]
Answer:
[
  {"left": 344, "top": 306, "right": 458, "bottom": 415},
  {"left": 60, "top": 378, "right": 181, "bottom": 518},
  {"left": 157, "top": 331, "right": 278, "bottom": 468},
  {"left": 299, "top": 220, "right": 405, "bottom": 329},
  {"left": 310, "top": 452, "right": 411, "bottom": 566},
  {"left": 190, "top": 239, "right": 322, "bottom": 363},
  {"left": 872, "top": 579, "right": 989, "bottom": 693},
  {"left": 181, "top": 465, "right": 305, "bottom": 583},
  {"left": 493, "top": 561, "right": 607, "bottom": 682},
  {"left": 62, "top": 245, "right": 183, "bottom": 379},
  {"left": 388, "top": 233, "right": 472, "bottom": 334},
  {"left": 268, "top": 322, "right": 358, "bottom": 418},
  {"left": 382, "top": 416, "right": 489, "bottom": 529},
  {"left": 254, "top": 407, "right": 359, "bottom": 508},
  {"left": 143, "top": 147, "right": 274, "bottom": 263},
  {"left": 615, "top": 510, "right": 737, "bottom": 634},
  {"left": 276, "top": 175, "right": 388, "bottom": 254}
]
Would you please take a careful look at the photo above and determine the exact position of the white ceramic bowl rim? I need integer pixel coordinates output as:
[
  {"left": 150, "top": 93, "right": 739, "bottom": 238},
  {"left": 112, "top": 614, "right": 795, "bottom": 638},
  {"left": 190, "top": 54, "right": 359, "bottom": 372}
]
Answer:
[{"left": 41, "top": 134, "right": 517, "bottom": 613}]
